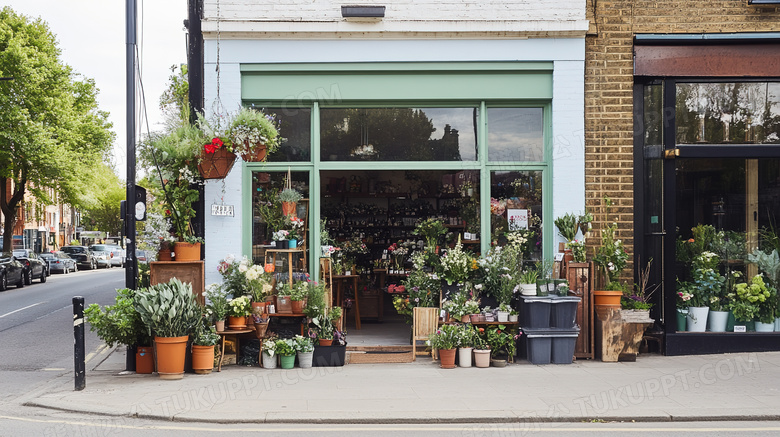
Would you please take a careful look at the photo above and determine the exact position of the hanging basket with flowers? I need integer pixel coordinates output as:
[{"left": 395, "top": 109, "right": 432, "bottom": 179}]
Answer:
[
  {"left": 197, "top": 137, "right": 236, "bottom": 179},
  {"left": 229, "top": 106, "right": 282, "bottom": 162}
]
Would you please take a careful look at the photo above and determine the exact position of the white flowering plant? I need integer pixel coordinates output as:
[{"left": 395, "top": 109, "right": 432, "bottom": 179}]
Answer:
[
  {"left": 228, "top": 106, "right": 282, "bottom": 155},
  {"left": 593, "top": 198, "right": 629, "bottom": 290},
  {"left": 217, "top": 254, "right": 273, "bottom": 301},
  {"left": 438, "top": 238, "right": 475, "bottom": 286}
]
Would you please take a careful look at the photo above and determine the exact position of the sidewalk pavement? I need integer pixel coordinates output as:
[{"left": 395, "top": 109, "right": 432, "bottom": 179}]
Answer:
[{"left": 25, "top": 348, "right": 780, "bottom": 424}]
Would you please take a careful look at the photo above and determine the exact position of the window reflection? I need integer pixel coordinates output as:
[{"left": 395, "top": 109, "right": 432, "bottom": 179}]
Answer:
[
  {"left": 676, "top": 83, "right": 780, "bottom": 145},
  {"left": 262, "top": 107, "right": 312, "bottom": 162},
  {"left": 488, "top": 108, "right": 544, "bottom": 162},
  {"left": 320, "top": 108, "right": 477, "bottom": 161}
]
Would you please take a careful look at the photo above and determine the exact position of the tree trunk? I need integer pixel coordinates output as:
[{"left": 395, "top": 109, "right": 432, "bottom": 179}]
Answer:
[{"left": 0, "top": 175, "right": 26, "bottom": 252}]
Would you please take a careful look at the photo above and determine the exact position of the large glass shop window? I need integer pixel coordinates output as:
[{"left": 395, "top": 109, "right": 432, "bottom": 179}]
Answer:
[
  {"left": 490, "top": 170, "right": 543, "bottom": 263},
  {"left": 320, "top": 108, "right": 478, "bottom": 161},
  {"left": 676, "top": 82, "right": 780, "bottom": 145},
  {"left": 251, "top": 171, "right": 310, "bottom": 263}
]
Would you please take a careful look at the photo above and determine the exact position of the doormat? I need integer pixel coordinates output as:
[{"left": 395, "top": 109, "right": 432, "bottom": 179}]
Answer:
[{"left": 347, "top": 350, "right": 414, "bottom": 364}]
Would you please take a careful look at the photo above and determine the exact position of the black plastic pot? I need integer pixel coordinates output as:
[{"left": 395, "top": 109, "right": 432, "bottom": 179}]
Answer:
[{"left": 312, "top": 343, "right": 347, "bottom": 367}]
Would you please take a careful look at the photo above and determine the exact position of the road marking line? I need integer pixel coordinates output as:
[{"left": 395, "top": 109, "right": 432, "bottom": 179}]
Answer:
[
  {"left": 0, "top": 415, "right": 779, "bottom": 433},
  {"left": 41, "top": 368, "right": 67, "bottom": 371},
  {"left": 0, "top": 302, "right": 43, "bottom": 319}
]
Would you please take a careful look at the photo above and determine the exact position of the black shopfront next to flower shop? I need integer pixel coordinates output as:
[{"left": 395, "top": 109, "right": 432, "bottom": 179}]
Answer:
[{"left": 633, "top": 34, "right": 780, "bottom": 355}]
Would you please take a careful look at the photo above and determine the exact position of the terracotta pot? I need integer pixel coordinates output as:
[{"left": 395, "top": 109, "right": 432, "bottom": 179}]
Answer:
[
  {"left": 318, "top": 339, "right": 333, "bottom": 346},
  {"left": 154, "top": 336, "right": 189, "bottom": 380},
  {"left": 157, "top": 249, "right": 172, "bottom": 261},
  {"left": 240, "top": 143, "right": 268, "bottom": 162},
  {"left": 227, "top": 315, "right": 247, "bottom": 329},
  {"left": 251, "top": 301, "right": 267, "bottom": 316},
  {"left": 254, "top": 322, "right": 269, "bottom": 339},
  {"left": 174, "top": 242, "right": 201, "bottom": 262},
  {"left": 460, "top": 314, "right": 471, "bottom": 323},
  {"left": 135, "top": 346, "right": 154, "bottom": 374},
  {"left": 281, "top": 201, "right": 297, "bottom": 217},
  {"left": 438, "top": 348, "right": 457, "bottom": 369},
  {"left": 470, "top": 314, "right": 481, "bottom": 323},
  {"left": 291, "top": 299, "right": 305, "bottom": 314},
  {"left": 191, "top": 345, "right": 215, "bottom": 374},
  {"left": 593, "top": 290, "right": 623, "bottom": 307},
  {"left": 198, "top": 146, "right": 236, "bottom": 179}
]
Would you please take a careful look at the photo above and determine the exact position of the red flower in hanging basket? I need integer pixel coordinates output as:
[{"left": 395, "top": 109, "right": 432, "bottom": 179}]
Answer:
[{"left": 204, "top": 137, "right": 224, "bottom": 154}]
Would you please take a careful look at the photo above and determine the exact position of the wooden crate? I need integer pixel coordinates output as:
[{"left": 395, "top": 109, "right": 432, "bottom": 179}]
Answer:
[
  {"left": 566, "top": 262, "right": 594, "bottom": 359},
  {"left": 149, "top": 261, "right": 205, "bottom": 306}
]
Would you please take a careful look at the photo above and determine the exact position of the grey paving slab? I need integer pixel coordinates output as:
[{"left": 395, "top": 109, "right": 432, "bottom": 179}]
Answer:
[{"left": 20, "top": 348, "right": 780, "bottom": 424}]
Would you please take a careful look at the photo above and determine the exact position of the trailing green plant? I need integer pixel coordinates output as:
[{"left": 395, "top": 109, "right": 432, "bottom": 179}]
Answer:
[
  {"left": 554, "top": 213, "right": 578, "bottom": 242},
  {"left": 84, "top": 288, "right": 151, "bottom": 347},
  {"left": 428, "top": 324, "right": 460, "bottom": 350},
  {"left": 134, "top": 278, "right": 202, "bottom": 338}
]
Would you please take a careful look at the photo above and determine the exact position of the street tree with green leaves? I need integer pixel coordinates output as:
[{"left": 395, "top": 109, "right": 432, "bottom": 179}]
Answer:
[
  {"left": 0, "top": 7, "right": 114, "bottom": 251},
  {"left": 80, "top": 164, "right": 124, "bottom": 236}
]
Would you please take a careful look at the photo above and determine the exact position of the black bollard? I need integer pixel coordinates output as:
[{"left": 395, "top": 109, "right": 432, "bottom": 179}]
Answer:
[{"left": 73, "top": 296, "right": 85, "bottom": 391}]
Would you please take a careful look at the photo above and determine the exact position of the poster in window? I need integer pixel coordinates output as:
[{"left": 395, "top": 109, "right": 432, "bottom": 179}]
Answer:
[{"left": 507, "top": 209, "right": 528, "bottom": 230}]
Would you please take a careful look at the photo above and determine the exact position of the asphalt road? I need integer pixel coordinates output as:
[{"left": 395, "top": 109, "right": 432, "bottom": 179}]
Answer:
[{"left": 0, "top": 267, "right": 126, "bottom": 404}]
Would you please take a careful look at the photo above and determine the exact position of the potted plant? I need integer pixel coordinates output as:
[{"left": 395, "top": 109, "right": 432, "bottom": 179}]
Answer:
[
  {"left": 134, "top": 278, "right": 202, "bottom": 379},
  {"left": 312, "top": 313, "right": 335, "bottom": 346},
  {"left": 592, "top": 197, "right": 629, "bottom": 304},
  {"left": 275, "top": 338, "right": 297, "bottom": 369},
  {"left": 554, "top": 213, "right": 578, "bottom": 243},
  {"left": 441, "top": 290, "right": 469, "bottom": 322},
  {"left": 294, "top": 334, "right": 315, "bottom": 368},
  {"left": 518, "top": 269, "right": 539, "bottom": 296},
  {"left": 472, "top": 327, "right": 491, "bottom": 368},
  {"left": 290, "top": 281, "right": 309, "bottom": 314},
  {"left": 728, "top": 274, "right": 772, "bottom": 332},
  {"left": 456, "top": 324, "right": 476, "bottom": 368},
  {"left": 748, "top": 248, "right": 780, "bottom": 331},
  {"left": 438, "top": 238, "right": 474, "bottom": 289},
  {"left": 84, "top": 288, "right": 153, "bottom": 374},
  {"left": 227, "top": 295, "right": 252, "bottom": 329},
  {"left": 278, "top": 188, "right": 303, "bottom": 217},
  {"left": 413, "top": 217, "right": 447, "bottom": 252},
  {"left": 577, "top": 209, "right": 594, "bottom": 237},
  {"left": 191, "top": 317, "right": 220, "bottom": 374},
  {"left": 675, "top": 282, "right": 694, "bottom": 331},
  {"left": 496, "top": 302, "right": 512, "bottom": 323},
  {"left": 686, "top": 251, "right": 724, "bottom": 331},
  {"left": 463, "top": 297, "right": 481, "bottom": 323},
  {"left": 508, "top": 309, "right": 519, "bottom": 323},
  {"left": 620, "top": 258, "right": 658, "bottom": 322},
  {"left": 566, "top": 239, "right": 587, "bottom": 263},
  {"left": 485, "top": 324, "right": 517, "bottom": 367},
  {"left": 204, "top": 283, "right": 229, "bottom": 332},
  {"left": 428, "top": 324, "right": 460, "bottom": 369},
  {"left": 228, "top": 106, "right": 281, "bottom": 162},
  {"left": 261, "top": 334, "right": 278, "bottom": 368}
]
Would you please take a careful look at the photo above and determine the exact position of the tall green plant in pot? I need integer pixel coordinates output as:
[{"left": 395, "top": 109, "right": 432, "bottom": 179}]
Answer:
[
  {"left": 85, "top": 288, "right": 152, "bottom": 372},
  {"left": 135, "top": 278, "right": 202, "bottom": 379}
]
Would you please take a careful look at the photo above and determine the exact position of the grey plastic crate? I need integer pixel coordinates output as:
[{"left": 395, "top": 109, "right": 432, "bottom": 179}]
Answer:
[
  {"left": 519, "top": 296, "right": 552, "bottom": 329},
  {"left": 549, "top": 296, "right": 581, "bottom": 329}
]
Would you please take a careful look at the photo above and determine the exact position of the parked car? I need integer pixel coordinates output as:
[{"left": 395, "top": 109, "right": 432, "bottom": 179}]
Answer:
[
  {"left": 135, "top": 250, "right": 148, "bottom": 264},
  {"left": 92, "top": 249, "right": 112, "bottom": 269},
  {"left": 61, "top": 246, "right": 98, "bottom": 270},
  {"left": 12, "top": 249, "right": 47, "bottom": 284},
  {"left": 39, "top": 251, "right": 78, "bottom": 274},
  {"left": 0, "top": 254, "right": 26, "bottom": 290},
  {"left": 90, "top": 244, "right": 125, "bottom": 267}
]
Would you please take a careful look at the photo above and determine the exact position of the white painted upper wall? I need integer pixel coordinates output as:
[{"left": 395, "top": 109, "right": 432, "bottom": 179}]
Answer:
[{"left": 201, "top": 0, "right": 588, "bottom": 37}]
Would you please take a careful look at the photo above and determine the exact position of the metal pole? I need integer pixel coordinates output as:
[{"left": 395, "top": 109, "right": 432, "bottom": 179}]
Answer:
[
  {"left": 125, "top": 0, "right": 137, "bottom": 292},
  {"left": 73, "top": 296, "right": 85, "bottom": 391}
]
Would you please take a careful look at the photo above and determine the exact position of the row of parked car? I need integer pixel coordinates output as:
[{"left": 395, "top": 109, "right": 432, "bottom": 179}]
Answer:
[{"left": 0, "top": 244, "right": 146, "bottom": 291}]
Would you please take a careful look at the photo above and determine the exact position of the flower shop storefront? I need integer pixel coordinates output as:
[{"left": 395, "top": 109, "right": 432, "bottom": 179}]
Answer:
[
  {"left": 635, "top": 39, "right": 780, "bottom": 355},
  {"left": 201, "top": 60, "right": 585, "bottom": 343}
]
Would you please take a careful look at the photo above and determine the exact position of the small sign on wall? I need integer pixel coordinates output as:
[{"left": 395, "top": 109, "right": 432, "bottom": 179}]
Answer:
[{"left": 211, "top": 204, "right": 234, "bottom": 217}]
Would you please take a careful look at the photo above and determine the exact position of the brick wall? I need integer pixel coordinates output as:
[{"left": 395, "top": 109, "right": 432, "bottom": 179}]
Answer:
[{"left": 584, "top": 0, "right": 780, "bottom": 286}]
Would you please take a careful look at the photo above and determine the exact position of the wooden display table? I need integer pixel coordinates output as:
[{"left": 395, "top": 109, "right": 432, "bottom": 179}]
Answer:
[{"left": 216, "top": 328, "right": 252, "bottom": 371}]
